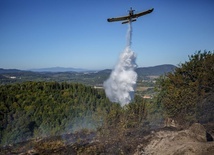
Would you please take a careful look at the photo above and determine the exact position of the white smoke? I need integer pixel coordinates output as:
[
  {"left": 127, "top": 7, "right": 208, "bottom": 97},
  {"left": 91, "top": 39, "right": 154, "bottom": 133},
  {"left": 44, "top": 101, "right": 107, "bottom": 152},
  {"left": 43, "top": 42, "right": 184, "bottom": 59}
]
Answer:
[{"left": 103, "top": 22, "right": 138, "bottom": 106}]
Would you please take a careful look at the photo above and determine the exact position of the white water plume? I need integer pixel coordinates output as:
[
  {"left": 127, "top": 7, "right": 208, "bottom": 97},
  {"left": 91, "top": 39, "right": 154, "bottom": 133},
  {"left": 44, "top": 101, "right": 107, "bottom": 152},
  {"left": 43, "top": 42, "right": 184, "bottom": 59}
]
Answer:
[{"left": 104, "top": 22, "right": 137, "bottom": 106}]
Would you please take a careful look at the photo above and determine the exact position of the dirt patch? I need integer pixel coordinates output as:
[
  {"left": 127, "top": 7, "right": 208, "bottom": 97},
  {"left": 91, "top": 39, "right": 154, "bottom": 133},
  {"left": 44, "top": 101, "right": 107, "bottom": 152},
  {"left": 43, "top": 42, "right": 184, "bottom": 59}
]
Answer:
[{"left": 134, "top": 123, "right": 214, "bottom": 155}]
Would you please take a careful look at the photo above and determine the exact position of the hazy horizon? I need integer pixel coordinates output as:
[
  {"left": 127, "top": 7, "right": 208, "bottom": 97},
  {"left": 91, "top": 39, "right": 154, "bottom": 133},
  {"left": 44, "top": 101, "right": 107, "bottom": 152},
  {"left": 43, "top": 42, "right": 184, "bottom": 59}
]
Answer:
[{"left": 1, "top": 63, "right": 177, "bottom": 71}]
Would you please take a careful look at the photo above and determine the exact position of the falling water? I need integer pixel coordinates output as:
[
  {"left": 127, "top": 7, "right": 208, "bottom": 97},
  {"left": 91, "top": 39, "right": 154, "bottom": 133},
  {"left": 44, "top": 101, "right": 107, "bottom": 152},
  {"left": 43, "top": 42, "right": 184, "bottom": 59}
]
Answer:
[{"left": 103, "top": 22, "right": 137, "bottom": 106}]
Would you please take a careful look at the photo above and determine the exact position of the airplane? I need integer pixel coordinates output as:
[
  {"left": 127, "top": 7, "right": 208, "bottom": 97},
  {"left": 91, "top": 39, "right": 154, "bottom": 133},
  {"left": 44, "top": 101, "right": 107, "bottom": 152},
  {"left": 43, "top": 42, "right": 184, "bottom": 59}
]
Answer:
[{"left": 107, "top": 7, "right": 154, "bottom": 24}]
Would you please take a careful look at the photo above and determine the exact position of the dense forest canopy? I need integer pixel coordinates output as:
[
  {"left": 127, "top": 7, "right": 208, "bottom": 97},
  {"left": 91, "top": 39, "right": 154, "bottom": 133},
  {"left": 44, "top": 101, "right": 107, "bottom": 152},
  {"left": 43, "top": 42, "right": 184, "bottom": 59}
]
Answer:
[
  {"left": 0, "top": 81, "right": 147, "bottom": 146},
  {"left": 0, "top": 82, "right": 113, "bottom": 145}
]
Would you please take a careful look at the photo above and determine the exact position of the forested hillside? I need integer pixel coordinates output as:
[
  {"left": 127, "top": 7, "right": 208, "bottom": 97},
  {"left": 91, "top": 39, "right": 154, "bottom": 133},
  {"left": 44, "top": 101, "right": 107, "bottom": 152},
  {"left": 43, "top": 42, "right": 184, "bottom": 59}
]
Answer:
[
  {"left": 0, "top": 82, "right": 115, "bottom": 145},
  {"left": 157, "top": 51, "right": 214, "bottom": 126},
  {"left": 0, "top": 82, "right": 147, "bottom": 146}
]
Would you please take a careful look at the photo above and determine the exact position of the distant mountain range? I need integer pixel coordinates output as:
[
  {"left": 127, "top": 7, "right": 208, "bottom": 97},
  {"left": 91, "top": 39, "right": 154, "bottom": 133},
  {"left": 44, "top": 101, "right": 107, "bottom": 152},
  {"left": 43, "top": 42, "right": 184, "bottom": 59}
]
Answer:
[
  {"left": 136, "top": 64, "right": 176, "bottom": 76},
  {"left": 1, "top": 64, "right": 176, "bottom": 75},
  {"left": 0, "top": 64, "right": 176, "bottom": 85},
  {"left": 96, "top": 64, "right": 176, "bottom": 76},
  {"left": 28, "top": 67, "right": 90, "bottom": 72},
  {"left": 0, "top": 68, "right": 22, "bottom": 74}
]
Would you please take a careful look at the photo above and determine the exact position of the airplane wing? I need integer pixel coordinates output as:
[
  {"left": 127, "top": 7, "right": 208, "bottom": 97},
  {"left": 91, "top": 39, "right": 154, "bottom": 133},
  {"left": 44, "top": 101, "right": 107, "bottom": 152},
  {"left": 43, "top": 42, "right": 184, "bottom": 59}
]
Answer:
[
  {"left": 107, "top": 8, "right": 154, "bottom": 23},
  {"left": 132, "top": 8, "right": 154, "bottom": 18},
  {"left": 107, "top": 15, "right": 130, "bottom": 22}
]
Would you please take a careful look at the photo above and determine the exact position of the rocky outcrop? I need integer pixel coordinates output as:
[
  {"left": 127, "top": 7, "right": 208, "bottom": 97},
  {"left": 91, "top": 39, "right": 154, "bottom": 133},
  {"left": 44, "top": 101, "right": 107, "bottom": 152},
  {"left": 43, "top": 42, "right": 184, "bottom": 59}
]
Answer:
[{"left": 134, "top": 123, "right": 214, "bottom": 155}]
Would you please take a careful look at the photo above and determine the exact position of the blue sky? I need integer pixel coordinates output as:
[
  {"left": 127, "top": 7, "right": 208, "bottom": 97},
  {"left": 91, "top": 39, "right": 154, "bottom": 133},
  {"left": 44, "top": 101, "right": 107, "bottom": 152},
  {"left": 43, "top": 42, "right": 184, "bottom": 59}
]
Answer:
[{"left": 0, "top": 0, "right": 213, "bottom": 70}]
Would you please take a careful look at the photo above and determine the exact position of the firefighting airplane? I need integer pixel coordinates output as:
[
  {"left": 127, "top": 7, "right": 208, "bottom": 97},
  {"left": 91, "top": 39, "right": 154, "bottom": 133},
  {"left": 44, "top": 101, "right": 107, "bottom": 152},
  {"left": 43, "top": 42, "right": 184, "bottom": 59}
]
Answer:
[{"left": 107, "top": 7, "right": 154, "bottom": 24}]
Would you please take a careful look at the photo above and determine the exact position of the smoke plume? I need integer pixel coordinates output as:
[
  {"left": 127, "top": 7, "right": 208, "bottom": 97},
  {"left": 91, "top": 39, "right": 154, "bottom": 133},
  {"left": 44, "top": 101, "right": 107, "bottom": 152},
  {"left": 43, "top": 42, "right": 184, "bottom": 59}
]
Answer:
[{"left": 104, "top": 23, "right": 137, "bottom": 106}]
